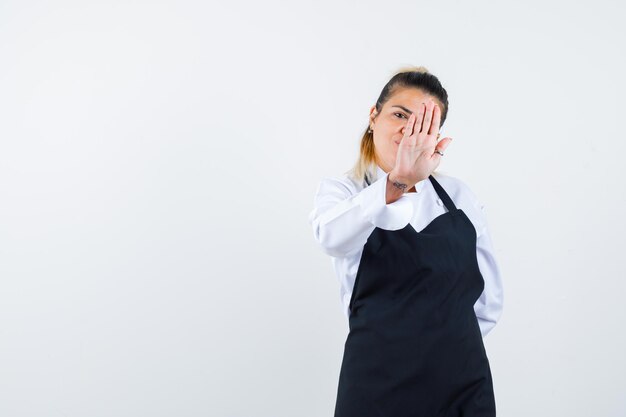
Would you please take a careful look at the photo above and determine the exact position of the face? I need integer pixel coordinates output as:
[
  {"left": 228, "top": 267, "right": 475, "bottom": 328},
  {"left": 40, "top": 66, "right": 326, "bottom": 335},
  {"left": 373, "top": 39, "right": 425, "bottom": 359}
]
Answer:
[{"left": 369, "top": 88, "right": 444, "bottom": 173}]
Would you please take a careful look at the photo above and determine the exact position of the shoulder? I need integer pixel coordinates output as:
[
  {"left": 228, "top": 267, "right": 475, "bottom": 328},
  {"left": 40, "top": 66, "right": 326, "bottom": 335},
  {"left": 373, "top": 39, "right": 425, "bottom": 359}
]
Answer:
[{"left": 430, "top": 170, "right": 482, "bottom": 207}]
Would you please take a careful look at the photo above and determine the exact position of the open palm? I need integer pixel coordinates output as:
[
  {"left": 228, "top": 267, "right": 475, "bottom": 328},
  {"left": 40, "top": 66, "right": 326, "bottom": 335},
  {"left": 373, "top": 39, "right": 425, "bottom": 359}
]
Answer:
[{"left": 392, "top": 99, "right": 453, "bottom": 187}]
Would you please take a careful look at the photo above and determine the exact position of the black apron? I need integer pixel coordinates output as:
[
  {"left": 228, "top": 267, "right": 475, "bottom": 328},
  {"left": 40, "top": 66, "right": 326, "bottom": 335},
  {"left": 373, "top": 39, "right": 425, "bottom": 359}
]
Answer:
[{"left": 334, "top": 175, "right": 496, "bottom": 417}]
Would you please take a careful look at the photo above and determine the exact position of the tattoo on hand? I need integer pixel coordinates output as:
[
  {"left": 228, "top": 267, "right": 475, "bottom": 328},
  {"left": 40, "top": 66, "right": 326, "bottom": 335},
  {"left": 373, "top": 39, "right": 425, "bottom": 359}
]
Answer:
[{"left": 391, "top": 180, "right": 408, "bottom": 192}]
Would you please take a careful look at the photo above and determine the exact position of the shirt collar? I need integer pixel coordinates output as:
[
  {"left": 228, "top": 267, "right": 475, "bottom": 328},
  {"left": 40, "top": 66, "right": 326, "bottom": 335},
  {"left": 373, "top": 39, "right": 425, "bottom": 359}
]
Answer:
[{"left": 375, "top": 164, "right": 427, "bottom": 193}]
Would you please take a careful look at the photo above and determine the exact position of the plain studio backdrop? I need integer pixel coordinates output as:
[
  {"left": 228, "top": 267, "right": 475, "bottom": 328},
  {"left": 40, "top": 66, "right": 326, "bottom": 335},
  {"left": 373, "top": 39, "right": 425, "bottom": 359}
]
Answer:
[{"left": 1, "top": 0, "right": 624, "bottom": 416}]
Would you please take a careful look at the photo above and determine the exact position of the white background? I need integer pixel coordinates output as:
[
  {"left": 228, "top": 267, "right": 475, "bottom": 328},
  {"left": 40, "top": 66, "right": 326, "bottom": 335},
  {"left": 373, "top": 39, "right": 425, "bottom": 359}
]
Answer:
[{"left": 1, "top": 0, "right": 625, "bottom": 416}]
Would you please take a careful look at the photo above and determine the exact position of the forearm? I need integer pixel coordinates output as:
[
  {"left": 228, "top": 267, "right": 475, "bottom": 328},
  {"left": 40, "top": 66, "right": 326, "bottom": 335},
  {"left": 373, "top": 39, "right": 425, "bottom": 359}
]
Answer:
[
  {"left": 386, "top": 171, "right": 408, "bottom": 204},
  {"left": 309, "top": 173, "right": 415, "bottom": 257}
]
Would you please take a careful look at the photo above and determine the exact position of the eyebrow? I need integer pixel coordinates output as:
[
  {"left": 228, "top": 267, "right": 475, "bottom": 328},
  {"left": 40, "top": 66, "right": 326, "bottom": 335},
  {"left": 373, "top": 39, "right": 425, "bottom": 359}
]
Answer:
[{"left": 391, "top": 105, "right": 413, "bottom": 114}]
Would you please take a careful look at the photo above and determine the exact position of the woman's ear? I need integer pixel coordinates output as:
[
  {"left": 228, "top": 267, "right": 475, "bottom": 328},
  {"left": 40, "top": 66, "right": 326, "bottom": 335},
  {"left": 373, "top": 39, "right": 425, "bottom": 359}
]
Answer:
[{"left": 369, "top": 105, "right": 378, "bottom": 129}]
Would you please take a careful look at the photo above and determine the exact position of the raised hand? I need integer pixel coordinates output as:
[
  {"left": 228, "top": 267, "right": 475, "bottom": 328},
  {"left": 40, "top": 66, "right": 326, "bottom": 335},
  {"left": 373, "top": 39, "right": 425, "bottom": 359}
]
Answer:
[{"left": 389, "top": 98, "right": 453, "bottom": 191}]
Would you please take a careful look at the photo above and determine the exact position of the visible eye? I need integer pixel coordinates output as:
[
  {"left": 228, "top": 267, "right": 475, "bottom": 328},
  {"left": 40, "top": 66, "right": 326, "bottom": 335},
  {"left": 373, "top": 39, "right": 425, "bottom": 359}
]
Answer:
[{"left": 394, "top": 112, "right": 407, "bottom": 119}]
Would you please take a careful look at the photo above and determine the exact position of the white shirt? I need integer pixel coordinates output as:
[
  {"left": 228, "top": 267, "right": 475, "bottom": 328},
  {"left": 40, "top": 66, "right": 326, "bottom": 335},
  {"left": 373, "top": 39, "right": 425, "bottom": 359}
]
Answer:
[{"left": 308, "top": 165, "right": 504, "bottom": 338}]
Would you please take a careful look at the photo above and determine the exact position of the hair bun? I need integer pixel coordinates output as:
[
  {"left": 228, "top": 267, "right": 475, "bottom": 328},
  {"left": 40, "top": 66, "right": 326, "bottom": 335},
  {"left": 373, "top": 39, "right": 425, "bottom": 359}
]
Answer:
[{"left": 394, "top": 65, "right": 430, "bottom": 75}]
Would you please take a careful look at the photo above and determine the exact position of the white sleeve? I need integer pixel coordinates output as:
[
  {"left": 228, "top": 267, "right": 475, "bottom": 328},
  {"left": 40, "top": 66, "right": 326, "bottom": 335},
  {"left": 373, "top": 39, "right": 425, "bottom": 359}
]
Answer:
[
  {"left": 308, "top": 172, "right": 415, "bottom": 258},
  {"left": 472, "top": 201, "right": 504, "bottom": 338}
]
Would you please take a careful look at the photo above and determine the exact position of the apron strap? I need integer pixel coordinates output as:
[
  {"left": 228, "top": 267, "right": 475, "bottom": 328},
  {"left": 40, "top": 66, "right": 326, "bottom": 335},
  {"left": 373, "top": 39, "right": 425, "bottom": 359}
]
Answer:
[{"left": 428, "top": 175, "right": 457, "bottom": 212}]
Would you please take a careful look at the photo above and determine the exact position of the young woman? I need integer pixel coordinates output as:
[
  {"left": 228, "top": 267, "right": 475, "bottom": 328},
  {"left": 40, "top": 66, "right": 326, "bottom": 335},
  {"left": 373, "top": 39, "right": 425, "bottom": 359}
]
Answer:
[{"left": 308, "top": 66, "right": 504, "bottom": 416}]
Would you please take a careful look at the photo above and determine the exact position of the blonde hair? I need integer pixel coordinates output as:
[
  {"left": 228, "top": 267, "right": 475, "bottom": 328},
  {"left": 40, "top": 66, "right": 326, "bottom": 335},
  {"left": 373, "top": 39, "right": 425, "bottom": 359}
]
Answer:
[{"left": 345, "top": 65, "right": 449, "bottom": 186}]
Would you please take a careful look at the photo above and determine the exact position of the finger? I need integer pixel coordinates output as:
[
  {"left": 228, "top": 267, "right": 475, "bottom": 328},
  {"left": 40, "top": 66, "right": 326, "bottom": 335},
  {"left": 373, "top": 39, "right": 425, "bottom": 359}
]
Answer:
[
  {"left": 421, "top": 100, "right": 435, "bottom": 134},
  {"left": 402, "top": 113, "right": 415, "bottom": 142},
  {"left": 414, "top": 103, "right": 426, "bottom": 135},
  {"left": 428, "top": 103, "right": 441, "bottom": 136},
  {"left": 431, "top": 137, "right": 453, "bottom": 158}
]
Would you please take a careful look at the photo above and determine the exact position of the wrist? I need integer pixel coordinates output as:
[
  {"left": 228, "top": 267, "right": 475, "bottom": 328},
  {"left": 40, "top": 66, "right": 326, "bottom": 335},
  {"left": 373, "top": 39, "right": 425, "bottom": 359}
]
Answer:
[{"left": 388, "top": 172, "right": 409, "bottom": 194}]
